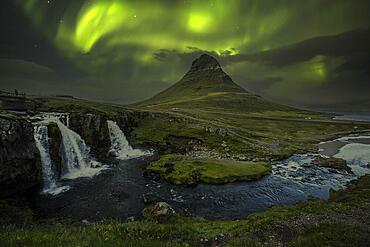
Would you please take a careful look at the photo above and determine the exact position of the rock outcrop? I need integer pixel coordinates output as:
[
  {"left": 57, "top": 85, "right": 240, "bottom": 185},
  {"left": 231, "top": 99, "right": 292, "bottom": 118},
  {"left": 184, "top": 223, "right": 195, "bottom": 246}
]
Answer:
[
  {"left": 47, "top": 122, "right": 62, "bottom": 179},
  {"left": 69, "top": 113, "right": 111, "bottom": 161},
  {"left": 142, "top": 202, "right": 175, "bottom": 218},
  {"left": 312, "top": 156, "right": 352, "bottom": 173},
  {"left": 0, "top": 117, "right": 41, "bottom": 197}
]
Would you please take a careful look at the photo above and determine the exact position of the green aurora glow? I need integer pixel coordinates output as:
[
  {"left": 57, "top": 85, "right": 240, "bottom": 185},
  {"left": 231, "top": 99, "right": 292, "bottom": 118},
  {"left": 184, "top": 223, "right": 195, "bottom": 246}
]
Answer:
[{"left": 5, "top": 0, "right": 370, "bottom": 107}]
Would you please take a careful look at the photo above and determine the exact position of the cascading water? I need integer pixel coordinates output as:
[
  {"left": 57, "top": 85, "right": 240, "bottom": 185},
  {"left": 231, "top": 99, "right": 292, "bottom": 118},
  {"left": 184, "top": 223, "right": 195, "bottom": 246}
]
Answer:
[
  {"left": 34, "top": 124, "right": 56, "bottom": 191},
  {"left": 54, "top": 118, "right": 104, "bottom": 179},
  {"left": 33, "top": 113, "right": 105, "bottom": 195},
  {"left": 33, "top": 121, "right": 69, "bottom": 195},
  {"left": 107, "top": 120, "right": 150, "bottom": 160}
]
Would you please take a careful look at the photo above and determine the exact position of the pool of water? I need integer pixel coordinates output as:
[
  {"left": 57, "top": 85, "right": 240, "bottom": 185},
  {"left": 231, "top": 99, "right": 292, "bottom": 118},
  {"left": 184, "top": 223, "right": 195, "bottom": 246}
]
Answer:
[{"left": 33, "top": 135, "right": 370, "bottom": 221}]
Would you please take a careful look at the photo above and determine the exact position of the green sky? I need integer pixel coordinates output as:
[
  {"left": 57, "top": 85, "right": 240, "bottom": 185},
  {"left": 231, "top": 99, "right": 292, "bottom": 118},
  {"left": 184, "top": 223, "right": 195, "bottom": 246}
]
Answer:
[{"left": 2, "top": 0, "right": 370, "bottom": 109}]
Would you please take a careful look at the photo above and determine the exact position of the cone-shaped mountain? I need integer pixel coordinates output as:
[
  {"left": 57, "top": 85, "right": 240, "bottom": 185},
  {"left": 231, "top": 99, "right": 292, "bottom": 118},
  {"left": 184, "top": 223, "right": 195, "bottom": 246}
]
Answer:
[
  {"left": 141, "top": 54, "right": 246, "bottom": 104},
  {"left": 138, "top": 54, "right": 298, "bottom": 113}
]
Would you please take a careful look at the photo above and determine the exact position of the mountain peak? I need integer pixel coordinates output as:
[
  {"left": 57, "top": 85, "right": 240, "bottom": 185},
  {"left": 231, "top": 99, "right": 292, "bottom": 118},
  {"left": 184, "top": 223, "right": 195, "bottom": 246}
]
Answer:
[
  {"left": 179, "top": 54, "right": 244, "bottom": 92},
  {"left": 190, "top": 54, "right": 221, "bottom": 71},
  {"left": 138, "top": 54, "right": 247, "bottom": 106}
]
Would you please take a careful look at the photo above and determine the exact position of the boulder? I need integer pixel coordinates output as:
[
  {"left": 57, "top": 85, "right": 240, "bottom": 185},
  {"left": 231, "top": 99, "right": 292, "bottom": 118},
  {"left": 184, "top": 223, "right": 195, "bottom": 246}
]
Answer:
[
  {"left": 0, "top": 117, "right": 41, "bottom": 197},
  {"left": 142, "top": 202, "right": 175, "bottom": 218},
  {"left": 311, "top": 156, "right": 352, "bottom": 173}
]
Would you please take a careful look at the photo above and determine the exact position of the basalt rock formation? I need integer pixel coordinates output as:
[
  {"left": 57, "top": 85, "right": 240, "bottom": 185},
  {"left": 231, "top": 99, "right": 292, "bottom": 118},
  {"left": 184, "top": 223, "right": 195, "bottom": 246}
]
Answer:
[
  {"left": 47, "top": 122, "right": 63, "bottom": 179},
  {"left": 0, "top": 117, "right": 41, "bottom": 197},
  {"left": 69, "top": 113, "right": 111, "bottom": 161}
]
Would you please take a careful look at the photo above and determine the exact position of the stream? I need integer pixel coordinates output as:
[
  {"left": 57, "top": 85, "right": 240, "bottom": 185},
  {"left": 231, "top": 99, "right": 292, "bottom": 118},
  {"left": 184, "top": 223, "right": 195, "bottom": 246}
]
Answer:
[{"left": 32, "top": 113, "right": 370, "bottom": 221}]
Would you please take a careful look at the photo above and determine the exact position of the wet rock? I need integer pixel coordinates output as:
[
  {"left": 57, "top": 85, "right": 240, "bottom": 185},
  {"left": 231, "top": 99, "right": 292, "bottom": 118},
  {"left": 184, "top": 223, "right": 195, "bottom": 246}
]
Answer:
[
  {"left": 126, "top": 216, "right": 135, "bottom": 222},
  {"left": 47, "top": 122, "right": 62, "bottom": 179},
  {"left": 142, "top": 202, "right": 175, "bottom": 218},
  {"left": 69, "top": 113, "right": 111, "bottom": 161},
  {"left": 367, "top": 163, "right": 370, "bottom": 169},
  {"left": 311, "top": 156, "right": 352, "bottom": 174},
  {"left": 0, "top": 117, "right": 42, "bottom": 197}
]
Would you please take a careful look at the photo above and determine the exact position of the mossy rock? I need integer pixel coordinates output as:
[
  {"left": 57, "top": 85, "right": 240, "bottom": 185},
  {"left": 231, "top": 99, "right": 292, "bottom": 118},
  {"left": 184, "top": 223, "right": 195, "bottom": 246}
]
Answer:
[{"left": 146, "top": 154, "right": 272, "bottom": 185}]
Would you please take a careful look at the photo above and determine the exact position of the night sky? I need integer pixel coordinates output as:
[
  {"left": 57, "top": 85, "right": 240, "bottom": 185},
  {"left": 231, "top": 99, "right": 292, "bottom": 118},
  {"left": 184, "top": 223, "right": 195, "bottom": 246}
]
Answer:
[{"left": 1, "top": 0, "right": 370, "bottom": 110}]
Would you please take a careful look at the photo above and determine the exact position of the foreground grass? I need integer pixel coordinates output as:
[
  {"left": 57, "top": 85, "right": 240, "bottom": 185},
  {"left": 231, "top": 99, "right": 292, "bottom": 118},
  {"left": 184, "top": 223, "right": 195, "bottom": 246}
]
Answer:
[
  {"left": 1, "top": 175, "right": 369, "bottom": 246},
  {"left": 147, "top": 154, "right": 271, "bottom": 185}
]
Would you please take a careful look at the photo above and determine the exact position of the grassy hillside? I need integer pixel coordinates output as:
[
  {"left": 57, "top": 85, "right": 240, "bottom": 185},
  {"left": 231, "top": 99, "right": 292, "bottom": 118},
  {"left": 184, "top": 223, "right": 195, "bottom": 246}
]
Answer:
[{"left": 28, "top": 97, "right": 370, "bottom": 161}]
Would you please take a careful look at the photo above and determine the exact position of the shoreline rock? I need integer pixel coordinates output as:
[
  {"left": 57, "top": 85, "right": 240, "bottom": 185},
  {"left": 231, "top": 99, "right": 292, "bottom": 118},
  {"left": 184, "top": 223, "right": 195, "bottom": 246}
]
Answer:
[{"left": 311, "top": 156, "right": 352, "bottom": 173}]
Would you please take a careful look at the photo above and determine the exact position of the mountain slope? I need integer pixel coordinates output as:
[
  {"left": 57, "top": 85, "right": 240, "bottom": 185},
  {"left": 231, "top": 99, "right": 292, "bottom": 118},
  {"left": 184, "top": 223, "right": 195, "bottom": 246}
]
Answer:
[
  {"left": 137, "top": 54, "right": 312, "bottom": 115},
  {"left": 140, "top": 54, "right": 245, "bottom": 104}
]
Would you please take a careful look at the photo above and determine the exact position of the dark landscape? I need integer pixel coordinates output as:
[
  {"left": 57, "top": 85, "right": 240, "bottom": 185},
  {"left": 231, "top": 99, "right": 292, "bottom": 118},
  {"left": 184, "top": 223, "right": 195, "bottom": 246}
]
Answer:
[{"left": 1, "top": 1, "right": 370, "bottom": 246}]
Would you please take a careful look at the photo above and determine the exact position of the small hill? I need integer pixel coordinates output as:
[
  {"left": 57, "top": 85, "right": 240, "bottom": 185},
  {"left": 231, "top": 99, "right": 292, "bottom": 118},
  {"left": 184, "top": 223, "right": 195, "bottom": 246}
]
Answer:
[{"left": 137, "top": 54, "right": 310, "bottom": 115}]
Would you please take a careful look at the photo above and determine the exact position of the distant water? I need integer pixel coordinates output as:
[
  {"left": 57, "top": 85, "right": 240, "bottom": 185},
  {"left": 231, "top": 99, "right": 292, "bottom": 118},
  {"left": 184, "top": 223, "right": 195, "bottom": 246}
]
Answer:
[{"left": 334, "top": 112, "right": 370, "bottom": 122}]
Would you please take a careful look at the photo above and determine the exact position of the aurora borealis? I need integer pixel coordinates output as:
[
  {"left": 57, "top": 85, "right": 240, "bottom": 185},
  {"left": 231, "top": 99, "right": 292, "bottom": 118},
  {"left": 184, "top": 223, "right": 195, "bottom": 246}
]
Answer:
[{"left": 1, "top": 0, "right": 370, "bottom": 109}]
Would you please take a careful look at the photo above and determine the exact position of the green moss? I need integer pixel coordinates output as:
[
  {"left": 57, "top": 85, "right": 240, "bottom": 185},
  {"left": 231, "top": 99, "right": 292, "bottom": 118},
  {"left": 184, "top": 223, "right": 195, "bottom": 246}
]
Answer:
[
  {"left": 147, "top": 154, "right": 272, "bottom": 185},
  {"left": 0, "top": 112, "right": 21, "bottom": 121}
]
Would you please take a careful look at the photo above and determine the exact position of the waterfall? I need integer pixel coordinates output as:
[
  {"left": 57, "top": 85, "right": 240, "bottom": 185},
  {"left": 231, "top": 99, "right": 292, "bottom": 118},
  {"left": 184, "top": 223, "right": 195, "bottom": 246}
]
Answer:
[
  {"left": 33, "top": 122, "right": 69, "bottom": 195},
  {"left": 107, "top": 120, "right": 150, "bottom": 160},
  {"left": 34, "top": 124, "right": 56, "bottom": 191},
  {"left": 54, "top": 118, "right": 104, "bottom": 179},
  {"left": 33, "top": 113, "right": 105, "bottom": 195}
]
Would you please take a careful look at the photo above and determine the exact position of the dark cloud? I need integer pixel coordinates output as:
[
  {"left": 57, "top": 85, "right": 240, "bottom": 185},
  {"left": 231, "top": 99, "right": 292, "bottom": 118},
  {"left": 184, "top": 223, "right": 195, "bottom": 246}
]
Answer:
[{"left": 0, "top": 0, "right": 370, "bottom": 110}]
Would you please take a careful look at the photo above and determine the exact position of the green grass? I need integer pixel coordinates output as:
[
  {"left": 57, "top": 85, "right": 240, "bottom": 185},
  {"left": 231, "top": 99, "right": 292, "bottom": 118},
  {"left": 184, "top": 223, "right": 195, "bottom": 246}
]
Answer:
[
  {"left": 131, "top": 108, "right": 370, "bottom": 161},
  {"left": 0, "top": 112, "right": 22, "bottom": 121},
  {"left": 1, "top": 175, "right": 369, "bottom": 246},
  {"left": 25, "top": 95, "right": 370, "bottom": 162},
  {"left": 147, "top": 154, "right": 272, "bottom": 185},
  {"left": 31, "top": 97, "right": 128, "bottom": 118},
  {"left": 289, "top": 222, "right": 369, "bottom": 247}
]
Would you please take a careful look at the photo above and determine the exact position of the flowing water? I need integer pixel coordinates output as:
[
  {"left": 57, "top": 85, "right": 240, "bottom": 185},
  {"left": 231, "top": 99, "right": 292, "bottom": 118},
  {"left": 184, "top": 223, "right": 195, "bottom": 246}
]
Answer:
[
  {"left": 33, "top": 124, "right": 57, "bottom": 193},
  {"left": 107, "top": 120, "right": 151, "bottom": 160},
  {"left": 54, "top": 118, "right": 105, "bottom": 180},
  {"left": 32, "top": 112, "right": 370, "bottom": 220},
  {"left": 33, "top": 113, "right": 105, "bottom": 195}
]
